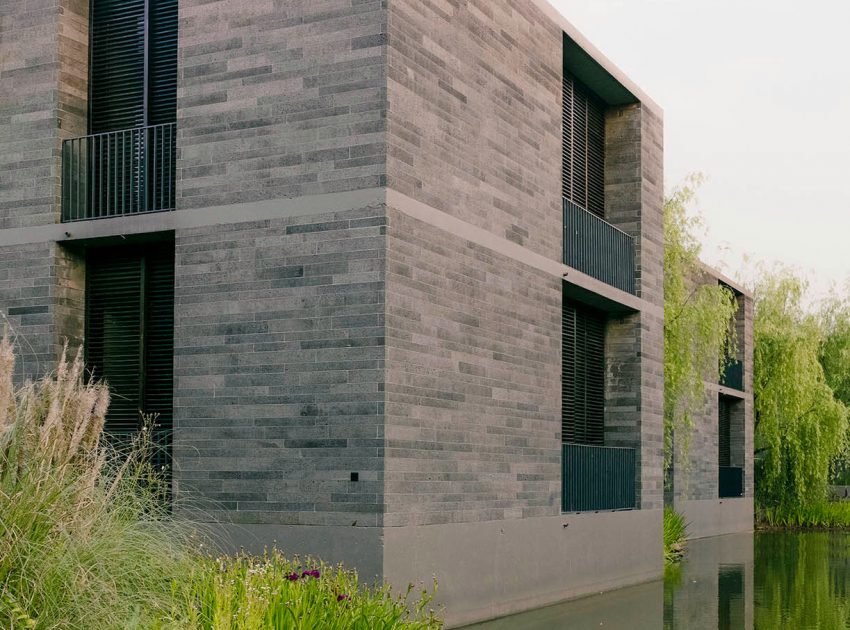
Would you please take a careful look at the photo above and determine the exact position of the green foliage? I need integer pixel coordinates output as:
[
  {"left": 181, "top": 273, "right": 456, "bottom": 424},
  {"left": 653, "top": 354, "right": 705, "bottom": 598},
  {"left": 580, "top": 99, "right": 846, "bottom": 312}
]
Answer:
[
  {"left": 0, "top": 337, "right": 442, "bottom": 629},
  {"left": 179, "top": 552, "right": 440, "bottom": 630},
  {"left": 820, "top": 289, "right": 850, "bottom": 407},
  {"left": 663, "top": 507, "right": 687, "bottom": 564},
  {"left": 754, "top": 533, "right": 850, "bottom": 628},
  {"left": 664, "top": 176, "right": 738, "bottom": 472},
  {"left": 759, "top": 501, "right": 850, "bottom": 529},
  {"left": 753, "top": 269, "right": 849, "bottom": 512},
  {"left": 0, "top": 338, "right": 194, "bottom": 629},
  {"left": 818, "top": 291, "right": 850, "bottom": 483}
]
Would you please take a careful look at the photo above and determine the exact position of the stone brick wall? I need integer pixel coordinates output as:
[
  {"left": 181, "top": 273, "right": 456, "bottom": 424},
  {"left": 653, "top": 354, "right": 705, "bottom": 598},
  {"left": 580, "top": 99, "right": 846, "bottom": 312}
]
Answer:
[
  {"left": 0, "top": 0, "right": 88, "bottom": 228},
  {"left": 177, "top": 0, "right": 387, "bottom": 209},
  {"left": 172, "top": 205, "right": 388, "bottom": 527},
  {"left": 602, "top": 103, "right": 665, "bottom": 509},
  {"left": 383, "top": 206, "right": 562, "bottom": 527},
  {"left": 387, "top": 0, "right": 563, "bottom": 260},
  {"left": 0, "top": 242, "right": 83, "bottom": 382}
]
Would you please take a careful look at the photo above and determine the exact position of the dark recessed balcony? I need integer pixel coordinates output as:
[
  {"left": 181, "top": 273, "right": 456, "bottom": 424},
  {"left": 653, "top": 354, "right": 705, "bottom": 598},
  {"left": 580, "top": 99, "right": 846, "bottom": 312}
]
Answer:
[
  {"left": 562, "top": 442, "right": 636, "bottom": 512},
  {"left": 720, "top": 360, "right": 744, "bottom": 391},
  {"left": 61, "top": 123, "right": 176, "bottom": 222},
  {"left": 563, "top": 198, "right": 636, "bottom": 295}
]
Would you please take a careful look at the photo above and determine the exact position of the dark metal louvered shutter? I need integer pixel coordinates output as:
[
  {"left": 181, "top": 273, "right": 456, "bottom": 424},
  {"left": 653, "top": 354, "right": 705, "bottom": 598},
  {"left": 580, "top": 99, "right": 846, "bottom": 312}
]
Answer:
[
  {"left": 90, "top": 0, "right": 178, "bottom": 132},
  {"left": 562, "top": 300, "right": 605, "bottom": 446},
  {"left": 89, "top": 0, "right": 146, "bottom": 134},
  {"left": 562, "top": 72, "right": 605, "bottom": 219},
  {"left": 86, "top": 250, "right": 144, "bottom": 432},
  {"left": 719, "top": 397, "right": 732, "bottom": 467},
  {"left": 86, "top": 244, "right": 174, "bottom": 466},
  {"left": 147, "top": 0, "right": 178, "bottom": 126}
]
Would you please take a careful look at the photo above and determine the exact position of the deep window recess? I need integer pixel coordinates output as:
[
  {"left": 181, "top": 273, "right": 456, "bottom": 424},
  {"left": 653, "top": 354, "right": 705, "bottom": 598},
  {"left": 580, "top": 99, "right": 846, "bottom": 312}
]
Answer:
[
  {"left": 562, "top": 72, "right": 605, "bottom": 219},
  {"left": 64, "top": 0, "right": 179, "bottom": 221},
  {"left": 719, "top": 396, "right": 732, "bottom": 468},
  {"left": 85, "top": 242, "right": 175, "bottom": 479},
  {"left": 89, "top": 0, "right": 178, "bottom": 133},
  {"left": 562, "top": 299, "right": 606, "bottom": 446}
]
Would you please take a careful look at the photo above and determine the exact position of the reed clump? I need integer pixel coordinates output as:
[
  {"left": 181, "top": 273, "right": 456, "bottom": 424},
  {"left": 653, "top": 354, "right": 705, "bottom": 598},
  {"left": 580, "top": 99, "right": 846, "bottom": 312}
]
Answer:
[{"left": 0, "top": 334, "right": 441, "bottom": 629}]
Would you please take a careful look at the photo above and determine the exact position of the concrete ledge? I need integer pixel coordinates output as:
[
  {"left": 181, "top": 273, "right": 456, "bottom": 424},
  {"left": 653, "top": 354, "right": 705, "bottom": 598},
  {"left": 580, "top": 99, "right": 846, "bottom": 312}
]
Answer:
[
  {"left": 677, "top": 497, "right": 754, "bottom": 540},
  {"left": 387, "top": 188, "right": 658, "bottom": 317},
  {"left": 0, "top": 187, "right": 387, "bottom": 247},
  {"left": 383, "top": 509, "right": 663, "bottom": 628}
]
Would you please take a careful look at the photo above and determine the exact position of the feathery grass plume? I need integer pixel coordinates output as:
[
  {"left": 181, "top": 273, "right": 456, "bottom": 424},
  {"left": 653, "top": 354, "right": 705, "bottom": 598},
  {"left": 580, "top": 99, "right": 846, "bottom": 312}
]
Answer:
[
  {"left": 0, "top": 334, "right": 195, "bottom": 629},
  {"left": 0, "top": 333, "right": 442, "bottom": 628},
  {"left": 0, "top": 332, "right": 14, "bottom": 433}
]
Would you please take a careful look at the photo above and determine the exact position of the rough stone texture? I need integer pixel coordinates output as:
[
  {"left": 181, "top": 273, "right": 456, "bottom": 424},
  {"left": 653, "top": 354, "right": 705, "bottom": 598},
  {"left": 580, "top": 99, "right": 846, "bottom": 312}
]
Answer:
[
  {"left": 383, "top": 206, "right": 561, "bottom": 526},
  {"left": 0, "top": 0, "right": 674, "bottom": 620},
  {"left": 172, "top": 206, "right": 388, "bottom": 527},
  {"left": 601, "top": 104, "right": 665, "bottom": 509},
  {"left": 387, "top": 0, "right": 563, "bottom": 260},
  {"left": 177, "top": 0, "right": 387, "bottom": 209},
  {"left": 0, "top": 0, "right": 88, "bottom": 228},
  {"left": 0, "top": 242, "right": 83, "bottom": 382}
]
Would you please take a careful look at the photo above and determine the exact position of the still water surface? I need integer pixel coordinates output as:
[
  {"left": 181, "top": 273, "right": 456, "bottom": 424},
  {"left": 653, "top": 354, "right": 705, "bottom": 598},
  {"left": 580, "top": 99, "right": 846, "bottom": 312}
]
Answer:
[{"left": 466, "top": 532, "right": 850, "bottom": 629}]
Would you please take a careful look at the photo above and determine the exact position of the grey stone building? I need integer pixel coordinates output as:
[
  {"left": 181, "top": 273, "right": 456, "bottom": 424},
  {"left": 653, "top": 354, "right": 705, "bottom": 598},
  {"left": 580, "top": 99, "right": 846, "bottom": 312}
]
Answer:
[
  {"left": 1, "top": 0, "right": 668, "bottom": 625},
  {"left": 669, "top": 266, "right": 755, "bottom": 540}
]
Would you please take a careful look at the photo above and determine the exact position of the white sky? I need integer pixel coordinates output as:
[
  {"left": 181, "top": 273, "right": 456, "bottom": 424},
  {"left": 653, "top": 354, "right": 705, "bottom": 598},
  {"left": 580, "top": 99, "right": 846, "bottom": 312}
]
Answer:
[{"left": 552, "top": 0, "right": 850, "bottom": 295}]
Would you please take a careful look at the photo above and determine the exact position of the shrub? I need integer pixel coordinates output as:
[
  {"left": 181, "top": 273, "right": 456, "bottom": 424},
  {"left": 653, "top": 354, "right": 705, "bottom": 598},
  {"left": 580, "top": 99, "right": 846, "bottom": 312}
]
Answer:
[
  {"left": 663, "top": 507, "right": 688, "bottom": 564},
  {"left": 180, "top": 551, "right": 440, "bottom": 630}
]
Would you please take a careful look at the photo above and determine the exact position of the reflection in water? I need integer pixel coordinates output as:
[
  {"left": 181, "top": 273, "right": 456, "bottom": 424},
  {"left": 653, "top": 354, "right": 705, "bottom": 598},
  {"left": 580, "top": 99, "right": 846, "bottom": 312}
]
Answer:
[
  {"left": 465, "top": 533, "right": 850, "bottom": 629},
  {"left": 754, "top": 533, "right": 850, "bottom": 629},
  {"left": 718, "top": 565, "right": 744, "bottom": 630}
]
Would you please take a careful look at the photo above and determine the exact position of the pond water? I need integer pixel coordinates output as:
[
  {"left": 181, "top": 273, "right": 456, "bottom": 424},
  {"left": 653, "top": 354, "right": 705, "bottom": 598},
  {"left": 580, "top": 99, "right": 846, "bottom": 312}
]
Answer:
[{"left": 465, "top": 532, "right": 850, "bottom": 629}]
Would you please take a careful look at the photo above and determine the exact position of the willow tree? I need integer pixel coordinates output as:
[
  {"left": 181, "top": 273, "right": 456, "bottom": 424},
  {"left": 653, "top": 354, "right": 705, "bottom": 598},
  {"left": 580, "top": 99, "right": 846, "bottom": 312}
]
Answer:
[
  {"left": 664, "top": 176, "right": 738, "bottom": 473},
  {"left": 819, "top": 290, "right": 850, "bottom": 407},
  {"left": 819, "top": 291, "right": 850, "bottom": 482},
  {"left": 753, "top": 270, "right": 848, "bottom": 509}
]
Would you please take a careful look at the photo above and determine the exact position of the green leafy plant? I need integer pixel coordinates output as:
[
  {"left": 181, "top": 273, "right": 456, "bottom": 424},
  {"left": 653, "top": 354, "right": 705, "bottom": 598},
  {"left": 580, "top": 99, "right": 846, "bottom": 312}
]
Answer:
[
  {"left": 0, "top": 336, "right": 195, "bottom": 629},
  {"left": 663, "top": 507, "right": 688, "bottom": 564},
  {"left": 759, "top": 501, "right": 850, "bottom": 529},
  {"left": 753, "top": 269, "right": 849, "bottom": 514},
  {"left": 664, "top": 176, "right": 738, "bottom": 475},
  {"left": 179, "top": 551, "right": 440, "bottom": 630}
]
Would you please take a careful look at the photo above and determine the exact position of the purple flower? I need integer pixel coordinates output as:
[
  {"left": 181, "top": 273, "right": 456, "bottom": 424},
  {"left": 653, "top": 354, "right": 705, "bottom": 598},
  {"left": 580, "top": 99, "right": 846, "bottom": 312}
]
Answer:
[
  {"left": 287, "top": 573, "right": 300, "bottom": 581},
  {"left": 337, "top": 594, "right": 350, "bottom": 602},
  {"left": 301, "top": 569, "right": 321, "bottom": 579}
]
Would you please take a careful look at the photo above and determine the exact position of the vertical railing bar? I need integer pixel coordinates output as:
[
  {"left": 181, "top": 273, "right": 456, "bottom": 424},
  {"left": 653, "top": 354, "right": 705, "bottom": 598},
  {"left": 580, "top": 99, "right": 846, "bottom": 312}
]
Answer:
[
  {"left": 89, "top": 137, "right": 95, "bottom": 220},
  {"left": 123, "top": 130, "right": 127, "bottom": 216},
  {"left": 61, "top": 125, "right": 179, "bottom": 221},
  {"left": 154, "top": 126, "right": 160, "bottom": 211},
  {"left": 133, "top": 128, "right": 142, "bottom": 212},
  {"left": 172, "top": 124, "right": 176, "bottom": 208}
]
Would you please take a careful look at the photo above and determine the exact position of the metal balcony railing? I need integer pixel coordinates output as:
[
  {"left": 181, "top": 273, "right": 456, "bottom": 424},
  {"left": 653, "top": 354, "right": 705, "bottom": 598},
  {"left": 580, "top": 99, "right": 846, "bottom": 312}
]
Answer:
[
  {"left": 563, "top": 198, "right": 636, "bottom": 295},
  {"left": 719, "top": 466, "right": 744, "bottom": 498},
  {"left": 61, "top": 123, "right": 176, "bottom": 222},
  {"left": 562, "top": 443, "right": 637, "bottom": 512},
  {"left": 720, "top": 359, "right": 744, "bottom": 391}
]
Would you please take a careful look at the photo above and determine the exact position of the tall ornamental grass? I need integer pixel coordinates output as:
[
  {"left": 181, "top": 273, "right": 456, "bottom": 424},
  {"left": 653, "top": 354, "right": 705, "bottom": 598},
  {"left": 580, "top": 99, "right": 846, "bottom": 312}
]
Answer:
[
  {"left": 0, "top": 336, "right": 194, "bottom": 629},
  {"left": 0, "top": 335, "right": 441, "bottom": 629}
]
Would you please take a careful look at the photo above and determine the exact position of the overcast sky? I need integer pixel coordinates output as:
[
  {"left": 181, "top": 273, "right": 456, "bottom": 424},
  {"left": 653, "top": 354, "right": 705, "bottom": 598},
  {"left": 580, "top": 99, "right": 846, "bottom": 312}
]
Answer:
[{"left": 553, "top": 0, "right": 850, "bottom": 295}]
